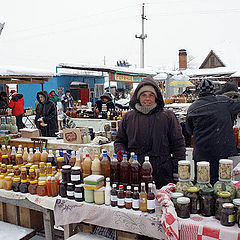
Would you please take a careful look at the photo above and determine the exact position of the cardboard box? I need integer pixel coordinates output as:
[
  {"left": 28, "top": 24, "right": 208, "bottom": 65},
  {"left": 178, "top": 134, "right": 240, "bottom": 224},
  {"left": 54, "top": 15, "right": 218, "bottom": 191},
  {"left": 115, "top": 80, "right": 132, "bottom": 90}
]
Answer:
[
  {"left": 63, "top": 127, "right": 88, "bottom": 144},
  {"left": 20, "top": 128, "right": 40, "bottom": 138}
]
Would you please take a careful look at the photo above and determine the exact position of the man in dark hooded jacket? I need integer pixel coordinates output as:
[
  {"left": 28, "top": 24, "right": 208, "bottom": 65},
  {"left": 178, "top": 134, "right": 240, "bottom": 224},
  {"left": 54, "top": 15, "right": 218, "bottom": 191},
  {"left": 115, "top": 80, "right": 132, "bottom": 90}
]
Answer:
[
  {"left": 95, "top": 92, "right": 115, "bottom": 112},
  {"left": 186, "top": 79, "right": 240, "bottom": 184},
  {"left": 114, "top": 76, "right": 185, "bottom": 189},
  {"left": 35, "top": 91, "right": 58, "bottom": 137}
]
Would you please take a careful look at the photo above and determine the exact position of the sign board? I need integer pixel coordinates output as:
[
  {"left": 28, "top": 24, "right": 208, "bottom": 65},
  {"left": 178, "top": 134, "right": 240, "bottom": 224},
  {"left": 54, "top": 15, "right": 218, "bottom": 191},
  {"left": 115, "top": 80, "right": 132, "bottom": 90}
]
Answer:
[{"left": 111, "top": 72, "right": 148, "bottom": 83}]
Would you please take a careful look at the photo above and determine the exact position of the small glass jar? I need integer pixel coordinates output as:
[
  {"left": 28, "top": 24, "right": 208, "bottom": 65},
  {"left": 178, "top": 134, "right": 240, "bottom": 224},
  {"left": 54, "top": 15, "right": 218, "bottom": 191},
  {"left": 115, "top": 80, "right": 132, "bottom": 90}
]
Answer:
[
  {"left": 94, "top": 187, "right": 105, "bottom": 205},
  {"left": 197, "top": 161, "right": 210, "bottom": 183},
  {"left": 59, "top": 181, "right": 67, "bottom": 198},
  {"left": 67, "top": 183, "right": 74, "bottom": 200},
  {"left": 3, "top": 176, "right": 12, "bottom": 190},
  {"left": 219, "top": 159, "right": 233, "bottom": 181},
  {"left": 178, "top": 160, "right": 191, "bottom": 180},
  {"left": 233, "top": 198, "right": 240, "bottom": 228},
  {"left": 1, "top": 155, "right": 9, "bottom": 165},
  {"left": 13, "top": 166, "right": 21, "bottom": 177},
  {"left": 29, "top": 168, "right": 36, "bottom": 181},
  {"left": 19, "top": 179, "right": 29, "bottom": 193},
  {"left": 0, "top": 175, "right": 5, "bottom": 188},
  {"left": 28, "top": 180, "right": 38, "bottom": 195},
  {"left": 171, "top": 192, "right": 184, "bottom": 210},
  {"left": 185, "top": 187, "right": 200, "bottom": 214},
  {"left": 215, "top": 191, "right": 232, "bottom": 220},
  {"left": 176, "top": 197, "right": 191, "bottom": 218},
  {"left": 46, "top": 163, "right": 52, "bottom": 176},
  {"left": 57, "top": 157, "right": 65, "bottom": 170},
  {"left": 62, "top": 165, "right": 71, "bottom": 183},
  {"left": 39, "top": 162, "right": 46, "bottom": 175},
  {"left": 220, "top": 203, "right": 236, "bottom": 226},
  {"left": 74, "top": 184, "right": 84, "bottom": 202},
  {"left": 36, "top": 181, "right": 47, "bottom": 196},
  {"left": 21, "top": 168, "right": 28, "bottom": 180},
  {"left": 200, "top": 188, "right": 215, "bottom": 217},
  {"left": 85, "top": 189, "right": 94, "bottom": 203},
  {"left": 1, "top": 164, "right": 7, "bottom": 175},
  {"left": 16, "top": 154, "right": 23, "bottom": 166},
  {"left": 7, "top": 164, "right": 13, "bottom": 174},
  {"left": 12, "top": 177, "right": 21, "bottom": 192},
  {"left": 71, "top": 167, "right": 81, "bottom": 185}
]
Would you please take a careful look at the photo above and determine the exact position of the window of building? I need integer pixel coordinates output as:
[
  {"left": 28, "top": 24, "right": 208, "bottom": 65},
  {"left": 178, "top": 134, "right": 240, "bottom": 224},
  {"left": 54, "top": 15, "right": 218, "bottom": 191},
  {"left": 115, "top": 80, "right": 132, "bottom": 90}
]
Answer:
[
  {"left": 94, "top": 84, "right": 104, "bottom": 98},
  {"left": 210, "top": 56, "right": 215, "bottom": 67}
]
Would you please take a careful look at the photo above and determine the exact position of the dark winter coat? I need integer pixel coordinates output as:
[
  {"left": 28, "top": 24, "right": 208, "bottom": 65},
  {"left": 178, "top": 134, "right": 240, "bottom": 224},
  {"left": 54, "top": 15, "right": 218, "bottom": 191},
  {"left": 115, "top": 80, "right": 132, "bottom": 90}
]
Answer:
[
  {"left": 186, "top": 94, "right": 240, "bottom": 161},
  {"left": 0, "top": 98, "right": 8, "bottom": 109},
  {"left": 61, "top": 94, "right": 73, "bottom": 112},
  {"left": 35, "top": 91, "right": 58, "bottom": 137},
  {"left": 114, "top": 76, "right": 186, "bottom": 188},
  {"left": 8, "top": 93, "right": 24, "bottom": 116},
  {"left": 95, "top": 92, "right": 115, "bottom": 112}
]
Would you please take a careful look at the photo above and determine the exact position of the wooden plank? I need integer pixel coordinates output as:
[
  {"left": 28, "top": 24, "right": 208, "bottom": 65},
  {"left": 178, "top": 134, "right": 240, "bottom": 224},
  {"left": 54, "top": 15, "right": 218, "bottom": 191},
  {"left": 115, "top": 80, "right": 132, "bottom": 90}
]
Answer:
[
  {"left": 6, "top": 203, "right": 18, "bottom": 225},
  {"left": 117, "top": 230, "right": 137, "bottom": 240},
  {"left": 43, "top": 210, "right": 55, "bottom": 240},
  {"left": 64, "top": 224, "right": 74, "bottom": 240}
]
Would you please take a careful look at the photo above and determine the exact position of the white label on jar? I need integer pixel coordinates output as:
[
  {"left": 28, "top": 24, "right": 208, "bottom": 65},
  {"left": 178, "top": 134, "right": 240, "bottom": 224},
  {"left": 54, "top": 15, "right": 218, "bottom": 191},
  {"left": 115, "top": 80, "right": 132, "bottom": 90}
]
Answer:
[
  {"left": 132, "top": 199, "right": 139, "bottom": 209},
  {"left": 125, "top": 198, "right": 132, "bottom": 203},
  {"left": 71, "top": 175, "right": 81, "bottom": 181},
  {"left": 147, "top": 199, "right": 155, "bottom": 210},
  {"left": 74, "top": 192, "right": 82, "bottom": 198},
  {"left": 67, "top": 191, "right": 74, "bottom": 197},
  {"left": 197, "top": 200, "right": 200, "bottom": 211},
  {"left": 117, "top": 198, "right": 125, "bottom": 206},
  {"left": 111, "top": 195, "right": 118, "bottom": 202}
]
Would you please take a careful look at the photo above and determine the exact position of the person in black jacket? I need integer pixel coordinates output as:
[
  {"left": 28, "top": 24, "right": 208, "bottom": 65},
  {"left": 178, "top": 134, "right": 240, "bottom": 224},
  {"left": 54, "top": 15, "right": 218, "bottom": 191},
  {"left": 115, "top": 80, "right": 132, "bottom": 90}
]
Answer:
[
  {"left": 35, "top": 91, "right": 58, "bottom": 137},
  {"left": 61, "top": 90, "right": 73, "bottom": 113},
  {"left": 186, "top": 79, "right": 240, "bottom": 184},
  {"left": 0, "top": 92, "right": 8, "bottom": 110},
  {"left": 95, "top": 92, "right": 115, "bottom": 112}
]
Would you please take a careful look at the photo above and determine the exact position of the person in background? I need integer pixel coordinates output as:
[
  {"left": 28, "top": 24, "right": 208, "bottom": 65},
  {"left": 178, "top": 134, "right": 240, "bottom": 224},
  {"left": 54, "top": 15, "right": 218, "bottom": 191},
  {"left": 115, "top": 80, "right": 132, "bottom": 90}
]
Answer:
[
  {"left": 49, "top": 89, "right": 60, "bottom": 105},
  {"left": 114, "top": 76, "right": 185, "bottom": 189},
  {"left": 61, "top": 89, "right": 73, "bottom": 113},
  {"left": 95, "top": 92, "right": 115, "bottom": 112},
  {"left": 8, "top": 90, "right": 25, "bottom": 130},
  {"left": 216, "top": 81, "right": 240, "bottom": 99},
  {"left": 182, "top": 87, "right": 192, "bottom": 95},
  {"left": 0, "top": 92, "right": 8, "bottom": 110},
  {"left": 186, "top": 79, "right": 240, "bottom": 184},
  {"left": 35, "top": 91, "right": 58, "bottom": 137}
]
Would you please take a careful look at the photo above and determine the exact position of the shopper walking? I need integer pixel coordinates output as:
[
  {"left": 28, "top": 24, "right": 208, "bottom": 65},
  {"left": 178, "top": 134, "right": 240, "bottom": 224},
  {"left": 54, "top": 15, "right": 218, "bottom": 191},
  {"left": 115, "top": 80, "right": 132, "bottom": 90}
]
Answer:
[
  {"left": 35, "top": 91, "right": 58, "bottom": 137},
  {"left": 114, "top": 76, "right": 185, "bottom": 189},
  {"left": 8, "top": 90, "right": 25, "bottom": 130},
  {"left": 186, "top": 79, "right": 240, "bottom": 184},
  {"left": 49, "top": 89, "right": 60, "bottom": 105},
  {"left": 61, "top": 90, "right": 73, "bottom": 113}
]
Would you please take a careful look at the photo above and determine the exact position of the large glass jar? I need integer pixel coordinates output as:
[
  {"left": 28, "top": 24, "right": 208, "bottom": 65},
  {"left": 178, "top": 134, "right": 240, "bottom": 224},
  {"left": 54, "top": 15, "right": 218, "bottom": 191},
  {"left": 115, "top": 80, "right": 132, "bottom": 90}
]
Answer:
[
  {"left": 36, "top": 181, "right": 47, "bottom": 196},
  {"left": 185, "top": 187, "right": 200, "bottom": 214},
  {"left": 3, "top": 176, "right": 12, "bottom": 190},
  {"left": 200, "top": 188, "right": 215, "bottom": 217},
  {"left": 214, "top": 180, "right": 236, "bottom": 200},
  {"left": 16, "top": 154, "right": 23, "bottom": 166},
  {"left": 197, "top": 161, "right": 210, "bottom": 183},
  {"left": 175, "top": 180, "right": 193, "bottom": 194},
  {"left": 0, "top": 175, "right": 5, "bottom": 188},
  {"left": 233, "top": 198, "right": 240, "bottom": 228},
  {"left": 215, "top": 191, "right": 232, "bottom": 220},
  {"left": 59, "top": 181, "right": 67, "bottom": 198},
  {"left": 28, "top": 180, "right": 38, "bottom": 195},
  {"left": 1, "top": 155, "right": 9, "bottom": 165},
  {"left": 219, "top": 159, "right": 233, "bottom": 181},
  {"left": 13, "top": 166, "right": 21, "bottom": 177},
  {"left": 74, "top": 184, "right": 84, "bottom": 202},
  {"left": 62, "top": 165, "right": 71, "bottom": 183},
  {"left": 94, "top": 187, "right": 105, "bottom": 205},
  {"left": 220, "top": 203, "right": 236, "bottom": 226},
  {"left": 12, "top": 177, "right": 21, "bottom": 192},
  {"left": 178, "top": 160, "right": 191, "bottom": 180},
  {"left": 176, "top": 197, "right": 191, "bottom": 218},
  {"left": 19, "top": 180, "right": 29, "bottom": 193}
]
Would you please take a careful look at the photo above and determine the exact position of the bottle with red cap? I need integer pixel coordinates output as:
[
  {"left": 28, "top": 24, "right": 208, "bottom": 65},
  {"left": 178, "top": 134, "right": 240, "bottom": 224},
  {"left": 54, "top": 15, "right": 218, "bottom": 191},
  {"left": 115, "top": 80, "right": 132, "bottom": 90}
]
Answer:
[
  {"left": 82, "top": 153, "right": 92, "bottom": 179},
  {"left": 117, "top": 185, "right": 125, "bottom": 208}
]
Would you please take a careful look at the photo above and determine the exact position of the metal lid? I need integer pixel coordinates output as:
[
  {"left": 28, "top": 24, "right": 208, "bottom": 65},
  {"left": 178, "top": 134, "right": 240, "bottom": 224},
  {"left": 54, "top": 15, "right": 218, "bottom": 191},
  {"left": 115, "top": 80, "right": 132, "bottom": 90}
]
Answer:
[
  {"left": 222, "top": 203, "right": 234, "bottom": 208},
  {"left": 62, "top": 165, "right": 71, "bottom": 169},
  {"left": 178, "top": 160, "right": 190, "bottom": 165},
  {"left": 71, "top": 167, "right": 80, "bottom": 171},
  {"left": 201, "top": 188, "right": 214, "bottom": 194},
  {"left": 233, "top": 198, "right": 240, "bottom": 206},
  {"left": 186, "top": 187, "right": 200, "bottom": 193},
  {"left": 197, "top": 161, "right": 210, "bottom": 167},
  {"left": 177, "top": 197, "right": 190, "bottom": 204},
  {"left": 171, "top": 192, "right": 184, "bottom": 198},
  {"left": 218, "top": 191, "right": 231, "bottom": 198},
  {"left": 219, "top": 159, "right": 233, "bottom": 165}
]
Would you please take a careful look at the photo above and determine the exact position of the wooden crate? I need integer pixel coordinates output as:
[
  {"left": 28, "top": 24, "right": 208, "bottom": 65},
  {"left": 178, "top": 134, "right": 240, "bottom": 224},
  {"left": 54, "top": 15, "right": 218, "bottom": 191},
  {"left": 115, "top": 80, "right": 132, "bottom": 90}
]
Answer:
[
  {"left": 76, "top": 223, "right": 94, "bottom": 234},
  {"left": 117, "top": 230, "right": 137, "bottom": 240}
]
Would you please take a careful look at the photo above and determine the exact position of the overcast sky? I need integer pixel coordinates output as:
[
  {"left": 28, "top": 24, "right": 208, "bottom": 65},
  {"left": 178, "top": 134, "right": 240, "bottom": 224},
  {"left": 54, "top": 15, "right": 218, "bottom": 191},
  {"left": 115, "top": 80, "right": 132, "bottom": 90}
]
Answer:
[{"left": 0, "top": 0, "right": 240, "bottom": 71}]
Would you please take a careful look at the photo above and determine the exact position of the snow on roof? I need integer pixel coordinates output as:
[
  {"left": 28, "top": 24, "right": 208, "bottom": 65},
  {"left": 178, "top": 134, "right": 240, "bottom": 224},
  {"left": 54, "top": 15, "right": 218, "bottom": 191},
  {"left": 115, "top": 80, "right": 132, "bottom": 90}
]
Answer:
[
  {"left": 183, "top": 67, "right": 236, "bottom": 77},
  {"left": 153, "top": 72, "right": 168, "bottom": 81},
  {"left": 58, "top": 63, "right": 157, "bottom": 75},
  {"left": 0, "top": 65, "right": 53, "bottom": 77}
]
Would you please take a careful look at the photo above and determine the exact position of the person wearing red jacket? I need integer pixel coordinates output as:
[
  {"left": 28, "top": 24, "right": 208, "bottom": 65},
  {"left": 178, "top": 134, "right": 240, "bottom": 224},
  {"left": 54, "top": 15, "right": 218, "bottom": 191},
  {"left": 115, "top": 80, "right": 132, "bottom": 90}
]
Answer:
[{"left": 8, "top": 90, "right": 25, "bottom": 130}]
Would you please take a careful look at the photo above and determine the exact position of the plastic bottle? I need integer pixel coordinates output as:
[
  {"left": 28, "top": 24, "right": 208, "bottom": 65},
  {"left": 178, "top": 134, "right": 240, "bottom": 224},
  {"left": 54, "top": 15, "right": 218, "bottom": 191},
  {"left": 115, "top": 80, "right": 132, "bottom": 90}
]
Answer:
[
  {"left": 63, "top": 150, "right": 69, "bottom": 165},
  {"left": 7, "top": 146, "right": 11, "bottom": 160},
  {"left": 110, "top": 153, "right": 120, "bottom": 185},
  {"left": 69, "top": 151, "right": 76, "bottom": 167},
  {"left": 56, "top": 150, "right": 60, "bottom": 159},
  {"left": 75, "top": 151, "right": 81, "bottom": 168},
  {"left": 23, "top": 147, "right": 29, "bottom": 164},
  {"left": 46, "top": 176, "right": 52, "bottom": 197},
  {"left": 1, "top": 145, "right": 7, "bottom": 156},
  {"left": 120, "top": 154, "right": 130, "bottom": 188},
  {"left": 101, "top": 153, "right": 110, "bottom": 179},
  {"left": 47, "top": 150, "right": 55, "bottom": 166},
  {"left": 82, "top": 153, "right": 92, "bottom": 179},
  {"left": 28, "top": 148, "right": 34, "bottom": 163},
  {"left": 129, "top": 152, "right": 135, "bottom": 164},
  {"left": 91, "top": 155, "right": 101, "bottom": 175},
  {"left": 10, "top": 146, "right": 16, "bottom": 165},
  {"left": 141, "top": 156, "right": 153, "bottom": 192},
  {"left": 105, "top": 177, "right": 111, "bottom": 206},
  {"left": 33, "top": 147, "right": 41, "bottom": 163},
  {"left": 147, "top": 183, "right": 155, "bottom": 213},
  {"left": 51, "top": 176, "right": 58, "bottom": 197},
  {"left": 17, "top": 145, "right": 23, "bottom": 155},
  {"left": 131, "top": 155, "right": 141, "bottom": 188},
  {"left": 139, "top": 182, "right": 147, "bottom": 212},
  {"left": 41, "top": 148, "right": 48, "bottom": 162}
]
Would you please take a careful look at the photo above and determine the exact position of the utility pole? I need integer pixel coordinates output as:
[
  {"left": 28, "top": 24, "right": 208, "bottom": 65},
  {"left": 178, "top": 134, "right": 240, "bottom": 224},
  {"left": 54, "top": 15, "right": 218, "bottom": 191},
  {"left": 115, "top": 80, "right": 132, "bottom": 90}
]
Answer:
[{"left": 135, "top": 3, "right": 147, "bottom": 68}]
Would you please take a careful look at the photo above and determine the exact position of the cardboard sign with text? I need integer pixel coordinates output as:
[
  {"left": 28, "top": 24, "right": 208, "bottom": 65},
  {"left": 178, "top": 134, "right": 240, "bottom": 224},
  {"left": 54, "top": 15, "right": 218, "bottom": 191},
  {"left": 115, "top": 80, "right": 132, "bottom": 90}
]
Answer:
[{"left": 63, "top": 127, "right": 88, "bottom": 144}]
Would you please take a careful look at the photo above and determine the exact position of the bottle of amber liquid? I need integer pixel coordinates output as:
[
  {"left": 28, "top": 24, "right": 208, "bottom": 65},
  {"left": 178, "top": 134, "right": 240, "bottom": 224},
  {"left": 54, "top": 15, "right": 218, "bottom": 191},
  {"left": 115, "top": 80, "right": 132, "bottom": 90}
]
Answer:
[
  {"left": 120, "top": 154, "right": 130, "bottom": 189},
  {"left": 69, "top": 151, "right": 76, "bottom": 167},
  {"left": 125, "top": 186, "right": 132, "bottom": 209},
  {"left": 110, "top": 154, "right": 120, "bottom": 185},
  {"left": 130, "top": 155, "right": 141, "bottom": 188},
  {"left": 28, "top": 148, "right": 34, "bottom": 164},
  {"left": 23, "top": 147, "right": 29, "bottom": 164},
  {"left": 147, "top": 183, "right": 155, "bottom": 214},
  {"left": 101, "top": 153, "right": 110, "bottom": 180},
  {"left": 111, "top": 184, "right": 118, "bottom": 207},
  {"left": 117, "top": 185, "right": 125, "bottom": 208},
  {"left": 132, "top": 187, "right": 140, "bottom": 211},
  {"left": 33, "top": 147, "right": 41, "bottom": 164},
  {"left": 41, "top": 148, "right": 48, "bottom": 162},
  {"left": 139, "top": 182, "right": 147, "bottom": 212},
  {"left": 10, "top": 146, "right": 16, "bottom": 165}
]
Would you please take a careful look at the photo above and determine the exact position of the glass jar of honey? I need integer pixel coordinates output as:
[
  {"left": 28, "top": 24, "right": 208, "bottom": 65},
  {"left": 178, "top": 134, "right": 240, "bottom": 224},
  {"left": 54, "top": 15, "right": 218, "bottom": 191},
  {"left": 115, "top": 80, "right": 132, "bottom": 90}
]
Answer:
[
  {"left": 19, "top": 179, "right": 29, "bottom": 193},
  {"left": 21, "top": 168, "right": 27, "bottom": 180},
  {"left": 0, "top": 175, "right": 5, "bottom": 188},
  {"left": 4, "top": 176, "right": 12, "bottom": 190},
  {"left": 39, "top": 162, "right": 46, "bottom": 175},
  {"left": 2, "top": 155, "right": 9, "bottom": 165},
  {"left": 28, "top": 180, "right": 38, "bottom": 195},
  {"left": 46, "top": 163, "right": 52, "bottom": 176},
  {"left": 36, "top": 181, "right": 47, "bottom": 196},
  {"left": 16, "top": 154, "right": 23, "bottom": 166},
  {"left": 13, "top": 166, "right": 21, "bottom": 177},
  {"left": 29, "top": 168, "right": 36, "bottom": 181},
  {"left": 12, "top": 177, "right": 21, "bottom": 192},
  {"left": 7, "top": 164, "right": 13, "bottom": 174},
  {"left": 1, "top": 164, "right": 7, "bottom": 175},
  {"left": 57, "top": 157, "right": 65, "bottom": 170}
]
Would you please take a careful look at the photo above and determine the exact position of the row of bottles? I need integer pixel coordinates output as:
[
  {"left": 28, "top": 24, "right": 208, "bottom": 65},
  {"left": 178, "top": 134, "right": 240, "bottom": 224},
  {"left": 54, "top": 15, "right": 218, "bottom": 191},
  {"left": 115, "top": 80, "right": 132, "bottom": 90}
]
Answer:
[{"left": 0, "top": 116, "right": 18, "bottom": 133}]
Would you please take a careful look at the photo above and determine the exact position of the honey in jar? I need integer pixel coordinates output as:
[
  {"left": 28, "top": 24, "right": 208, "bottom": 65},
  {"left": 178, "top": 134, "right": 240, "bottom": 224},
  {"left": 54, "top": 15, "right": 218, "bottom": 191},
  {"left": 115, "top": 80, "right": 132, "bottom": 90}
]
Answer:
[
  {"left": 28, "top": 180, "right": 38, "bottom": 195},
  {"left": 12, "top": 177, "right": 21, "bottom": 192},
  {"left": 1, "top": 155, "right": 9, "bottom": 165},
  {"left": 19, "top": 179, "right": 29, "bottom": 193},
  {"left": 3, "top": 176, "right": 12, "bottom": 190},
  {"left": 0, "top": 175, "right": 5, "bottom": 188},
  {"left": 46, "top": 163, "right": 52, "bottom": 176},
  {"left": 16, "top": 154, "right": 23, "bottom": 166},
  {"left": 29, "top": 168, "right": 36, "bottom": 181},
  {"left": 37, "top": 181, "right": 47, "bottom": 196},
  {"left": 21, "top": 168, "right": 28, "bottom": 180},
  {"left": 1, "top": 164, "right": 7, "bottom": 175},
  {"left": 39, "top": 162, "right": 46, "bottom": 175},
  {"left": 13, "top": 166, "right": 21, "bottom": 177},
  {"left": 7, "top": 164, "right": 13, "bottom": 174}
]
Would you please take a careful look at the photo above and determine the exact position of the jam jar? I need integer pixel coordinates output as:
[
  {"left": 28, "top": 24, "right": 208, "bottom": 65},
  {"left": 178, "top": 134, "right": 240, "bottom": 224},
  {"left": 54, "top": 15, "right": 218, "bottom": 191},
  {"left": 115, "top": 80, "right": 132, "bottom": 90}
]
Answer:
[
  {"left": 59, "top": 181, "right": 67, "bottom": 198},
  {"left": 200, "top": 188, "right": 215, "bottom": 217},
  {"left": 19, "top": 179, "right": 29, "bottom": 193},
  {"left": 171, "top": 192, "right": 184, "bottom": 210},
  {"left": 12, "top": 177, "right": 21, "bottom": 192},
  {"left": 233, "top": 198, "right": 240, "bottom": 228},
  {"left": 71, "top": 167, "right": 82, "bottom": 185},
  {"left": 62, "top": 165, "right": 71, "bottom": 183},
  {"left": 1, "top": 155, "right": 9, "bottom": 165},
  {"left": 176, "top": 197, "right": 191, "bottom": 218},
  {"left": 220, "top": 203, "right": 236, "bottom": 226},
  {"left": 185, "top": 187, "right": 200, "bottom": 214},
  {"left": 67, "top": 183, "right": 75, "bottom": 200},
  {"left": 197, "top": 161, "right": 210, "bottom": 183},
  {"left": 36, "top": 181, "right": 47, "bottom": 196},
  {"left": 28, "top": 180, "right": 38, "bottom": 195},
  {"left": 215, "top": 191, "right": 232, "bottom": 220},
  {"left": 16, "top": 154, "right": 23, "bottom": 166},
  {"left": 3, "top": 176, "right": 12, "bottom": 190},
  {"left": 219, "top": 159, "right": 233, "bottom": 181},
  {"left": 13, "top": 166, "right": 21, "bottom": 177},
  {"left": 74, "top": 184, "right": 84, "bottom": 202}
]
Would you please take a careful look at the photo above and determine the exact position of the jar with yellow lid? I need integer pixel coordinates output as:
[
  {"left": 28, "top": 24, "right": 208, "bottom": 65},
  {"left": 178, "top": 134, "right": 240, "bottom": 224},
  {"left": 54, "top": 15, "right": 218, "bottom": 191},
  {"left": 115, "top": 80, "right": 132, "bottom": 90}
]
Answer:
[
  {"left": 25, "top": 163, "right": 32, "bottom": 174},
  {"left": 16, "top": 154, "right": 23, "bottom": 166},
  {"left": 1, "top": 155, "right": 9, "bottom": 165},
  {"left": 3, "top": 176, "right": 12, "bottom": 190},
  {"left": 7, "top": 164, "right": 13, "bottom": 174},
  {"left": 39, "top": 162, "right": 46, "bottom": 175},
  {"left": 185, "top": 187, "right": 200, "bottom": 214},
  {"left": 57, "top": 157, "right": 65, "bottom": 170},
  {"left": 28, "top": 180, "right": 38, "bottom": 195},
  {"left": 0, "top": 175, "right": 5, "bottom": 188},
  {"left": 52, "top": 166, "right": 57, "bottom": 175},
  {"left": 46, "top": 163, "right": 52, "bottom": 176},
  {"left": 1, "top": 164, "right": 7, "bottom": 175},
  {"left": 19, "top": 179, "right": 29, "bottom": 193},
  {"left": 13, "top": 166, "right": 21, "bottom": 177},
  {"left": 21, "top": 168, "right": 27, "bottom": 180},
  {"left": 8, "top": 173, "right": 14, "bottom": 179},
  {"left": 38, "top": 173, "right": 47, "bottom": 182},
  {"left": 29, "top": 168, "right": 36, "bottom": 181},
  {"left": 36, "top": 181, "right": 47, "bottom": 196},
  {"left": 215, "top": 191, "right": 232, "bottom": 220},
  {"left": 12, "top": 177, "right": 21, "bottom": 192}
]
